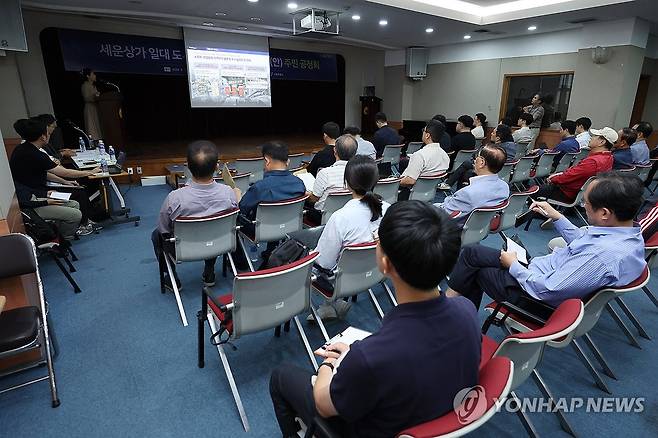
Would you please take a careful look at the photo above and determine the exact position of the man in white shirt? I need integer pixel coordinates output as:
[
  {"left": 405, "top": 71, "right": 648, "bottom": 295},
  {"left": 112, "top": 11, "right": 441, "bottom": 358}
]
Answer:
[
  {"left": 398, "top": 119, "right": 450, "bottom": 200},
  {"left": 344, "top": 126, "right": 376, "bottom": 159},
  {"left": 513, "top": 113, "right": 534, "bottom": 144},
  {"left": 306, "top": 135, "right": 358, "bottom": 224},
  {"left": 575, "top": 117, "right": 592, "bottom": 150}
]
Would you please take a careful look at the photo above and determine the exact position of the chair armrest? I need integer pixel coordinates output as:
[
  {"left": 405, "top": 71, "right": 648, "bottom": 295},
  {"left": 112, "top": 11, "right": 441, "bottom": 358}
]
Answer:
[{"left": 202, "top": 286, "right": 234, "bottom": 313}]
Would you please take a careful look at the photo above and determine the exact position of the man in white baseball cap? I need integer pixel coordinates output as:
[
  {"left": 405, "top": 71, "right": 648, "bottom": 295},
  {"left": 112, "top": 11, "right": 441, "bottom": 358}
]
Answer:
[{"left": 590, "top": 126, "right": 619, "bottom": 146}]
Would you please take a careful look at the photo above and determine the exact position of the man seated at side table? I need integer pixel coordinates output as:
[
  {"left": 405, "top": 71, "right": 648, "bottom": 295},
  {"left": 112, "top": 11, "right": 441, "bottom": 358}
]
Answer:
[
  {"left": 435, "top": 144, "right": 509, "bottom": 226},
  {"left": 447, "top": 171, "right": 646, "bottom": 309},
  {"left": 270, "top": 201, "right": 480, "bottom": 438},
  {"left": 152, "top": 141, "right": 241, "bottom": 289}
]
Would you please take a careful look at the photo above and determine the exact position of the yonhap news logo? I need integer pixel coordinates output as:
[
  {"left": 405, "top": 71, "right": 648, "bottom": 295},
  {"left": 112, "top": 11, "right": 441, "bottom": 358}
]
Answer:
[{"left": 453, "top": 385, "right": 488, "bottom": 425}]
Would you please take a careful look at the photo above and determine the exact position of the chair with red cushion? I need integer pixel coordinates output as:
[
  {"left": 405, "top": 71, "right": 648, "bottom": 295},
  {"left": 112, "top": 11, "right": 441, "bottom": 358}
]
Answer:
[
  {"left": 489, "top": 186, "right": 539, "bottom": 241},
  {"left": 197, "top": 252, "right": 320, "bottom": 432},
  {"left": 304, "top": 190, "right": 353, "bottom": 227},
  {"left": 460, "top": 200, "right": 509, "bottom": 246},
  {"left": 394, "top": 357, "right": 514, "bottom": 438},
  {"left": 239, "top": 195, "right": 308, "bottom": 271},
  {"left": 641, "top": 233, "right": 658, "bottom": 308},
  {"left": 233, "top": 156, "right": 265, "bottom": 183},
  {"left": 481, "top": 299, "right": 584, "bottom": 437},
  {"left": 553, "top": 151, "right": 580, "bottom": 174},
  {"left": 310, "top": 242, "right": 396, "bottom": 341},
  {"left": 288, "top": 152, "right": 305, "bottom": 169},
  {"left": 509, "top": 156, "right": 535, "bottom": 191},
  {"left": 374, "top": 176, "right": 402, "bottom": 205},
  {"left": 531, "top": 151, "right": 560, "bottom": 183},
  {"left": 485, "top": 266, "right": 650, "bottom": 395},
  {"left": 410, "top": 173, "right": 448, "bottom": 203}
]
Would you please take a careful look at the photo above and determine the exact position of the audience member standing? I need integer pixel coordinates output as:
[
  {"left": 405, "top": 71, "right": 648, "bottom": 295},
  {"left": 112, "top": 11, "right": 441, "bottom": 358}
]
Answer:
[
  {"left": 523, "top": 93, "right": 544, "bottom": 148},
  {"left": 270, "top": 201, "right": 480, "bottom": 438},
  {"left": 307, "top": 122, "right": 341, "bottom": 177},
  {"left": 372, "top": 112, "right": 401, "bottom": 158}
]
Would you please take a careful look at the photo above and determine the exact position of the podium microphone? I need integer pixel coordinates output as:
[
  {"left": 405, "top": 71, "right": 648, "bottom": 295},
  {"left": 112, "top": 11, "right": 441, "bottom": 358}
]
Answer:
[{"left": 98, "top": 79, "right": 120, "bottom": 93}]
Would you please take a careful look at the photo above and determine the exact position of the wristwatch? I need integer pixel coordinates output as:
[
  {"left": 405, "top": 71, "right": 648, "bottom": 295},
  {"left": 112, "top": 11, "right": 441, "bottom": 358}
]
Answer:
[{"left": 318, "top": 362, "right": 334, "bottom": 372}]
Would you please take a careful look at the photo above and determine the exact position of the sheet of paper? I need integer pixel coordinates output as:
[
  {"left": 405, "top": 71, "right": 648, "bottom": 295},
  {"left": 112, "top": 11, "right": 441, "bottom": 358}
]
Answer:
[
  {"left": 296, "top": 172, "right": 315, "bottom": 192},
  {"left": 312, "top": 326, "right": 372, "bottom": 378},
  {"left": 505, "top": 237, "right": 528, "bottom": 265},
  {"left": 222, "top": 164, "right": 236, "bottom": 189},
  {"left": 48, "top": 191, "right": 71, "bottom": 201}
]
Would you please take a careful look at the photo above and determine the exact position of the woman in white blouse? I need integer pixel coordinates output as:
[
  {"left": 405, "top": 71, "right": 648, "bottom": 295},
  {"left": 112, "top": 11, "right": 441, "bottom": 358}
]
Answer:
[
  {"left": 472, "top": 113, "right": 487, "bottom": 141},
  {"left": 311, "top": 155, "right": 390, "bottom": 320}
]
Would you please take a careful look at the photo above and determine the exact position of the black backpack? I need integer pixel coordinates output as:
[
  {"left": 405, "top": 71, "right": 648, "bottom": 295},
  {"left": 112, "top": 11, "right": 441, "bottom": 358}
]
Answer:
[{"left": 259, "top": 237, "right": 309, "bottom": 270}]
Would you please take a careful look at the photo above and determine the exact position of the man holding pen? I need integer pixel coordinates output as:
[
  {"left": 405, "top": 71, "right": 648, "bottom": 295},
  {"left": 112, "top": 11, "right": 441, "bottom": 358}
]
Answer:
[{"left": 446, "top": 171, "right": 646, "bottom": 309}]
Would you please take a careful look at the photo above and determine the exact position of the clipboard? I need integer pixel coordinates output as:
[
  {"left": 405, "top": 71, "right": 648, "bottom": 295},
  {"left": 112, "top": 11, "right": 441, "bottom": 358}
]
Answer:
[{"left": 222, "top": 164, "right": 236, "bottom": 189}]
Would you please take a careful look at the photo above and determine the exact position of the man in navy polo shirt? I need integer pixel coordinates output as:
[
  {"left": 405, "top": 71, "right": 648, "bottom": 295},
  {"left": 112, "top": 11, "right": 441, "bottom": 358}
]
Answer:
[{"left": 269, "top": 201, "right": 481, "bottom": 438}]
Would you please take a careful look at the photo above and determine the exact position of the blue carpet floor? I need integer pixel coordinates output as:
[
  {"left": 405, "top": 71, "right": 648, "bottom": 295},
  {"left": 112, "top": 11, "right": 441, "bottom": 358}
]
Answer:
[{"left": 1, "top": 183, "right": 658, "bottom": 437}]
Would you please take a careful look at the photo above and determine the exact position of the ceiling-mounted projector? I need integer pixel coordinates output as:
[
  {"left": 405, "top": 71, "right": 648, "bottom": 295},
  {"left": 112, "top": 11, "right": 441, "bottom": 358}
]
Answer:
[
  {"left": 301, "top": 14, "right": 331, "bottom": 30},
  {"left": 292, "top": 8, "right": 340, "bottom": 36}
]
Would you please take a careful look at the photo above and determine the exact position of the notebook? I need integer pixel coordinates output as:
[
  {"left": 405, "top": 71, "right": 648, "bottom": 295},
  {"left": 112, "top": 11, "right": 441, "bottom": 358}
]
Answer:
[
  {"left": 311, "top": 326, "right": 372, "bottom": 381},
  {"left": 48, "top": 191, "right": 71, "bottom": 201}
]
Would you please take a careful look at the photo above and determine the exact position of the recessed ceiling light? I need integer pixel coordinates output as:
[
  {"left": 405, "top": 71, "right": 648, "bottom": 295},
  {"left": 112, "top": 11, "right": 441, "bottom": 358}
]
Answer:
[
  {"left": 425, "top": 27, "right": 434, "bottom": 33},
  {"left": 287, "top": 2, "right": 298, "bottom": 8},
  {"left": 250, "top": 17, "right": 262, "bottom": 21},
  {"left": 247, "top": 0, "right": 258, "bottom": 3},
  {"left": 379, "top": 19, "right": 388, "bottom": 26},
  {"left": 352, "top": 14, "right": 360, "bottom": 20},
  {"left": 237, "top": 26, "right": 248, "bottom": 30},
  {"left": 528, "top": 25, "right": 537, "bottom": 31},
  {"left": 202, "top": 22, "right": 214, "bottom": 26},
  {"left": 463, "top": 34, "right": 471, "bottom": 39},
  {"left": 215, "top": 12, "right": 227, "bottom": 16}
]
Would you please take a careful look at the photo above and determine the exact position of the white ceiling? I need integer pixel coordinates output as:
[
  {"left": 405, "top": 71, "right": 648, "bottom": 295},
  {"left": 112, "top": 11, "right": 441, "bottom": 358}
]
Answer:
[{"left": 22, "top": 0, "right": 658, "bottom": 50}]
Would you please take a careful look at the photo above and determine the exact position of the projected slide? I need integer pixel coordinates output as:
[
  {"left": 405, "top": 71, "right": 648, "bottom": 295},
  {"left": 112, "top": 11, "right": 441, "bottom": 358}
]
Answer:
[{"left": 187, "top": 47, "right": 271, "bottom": 108}]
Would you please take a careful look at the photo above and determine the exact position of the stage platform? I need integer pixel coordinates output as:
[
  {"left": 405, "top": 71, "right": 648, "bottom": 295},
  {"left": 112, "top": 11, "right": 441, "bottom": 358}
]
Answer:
[{"left": 123, "top": 133, "right": 323, "bottom": 179}]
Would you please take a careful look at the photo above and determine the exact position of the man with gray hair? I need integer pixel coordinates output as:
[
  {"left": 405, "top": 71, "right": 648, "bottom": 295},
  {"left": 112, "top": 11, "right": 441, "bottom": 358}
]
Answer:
[{"left": 306, "top": 134, "right": 358, "bottom": 225}]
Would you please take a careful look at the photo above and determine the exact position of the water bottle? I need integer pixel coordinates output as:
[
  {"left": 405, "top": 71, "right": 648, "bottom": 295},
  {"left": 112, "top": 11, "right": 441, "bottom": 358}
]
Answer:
[
  {"left": 100, "top": 157, "right": 108, "bottom": 174},
  {"left": 78, "top": 137, "right": 86, "bottom": 152},
  {"left": 98, "top": 140, "right": 106, "bottom": 158},
  {"left": 108, "top": 145, "right": 115, "bottom": 163}
]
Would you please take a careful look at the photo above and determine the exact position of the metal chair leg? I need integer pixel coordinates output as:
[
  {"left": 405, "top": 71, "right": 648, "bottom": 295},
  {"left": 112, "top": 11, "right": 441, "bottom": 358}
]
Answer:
[
  {"left": 642, "top": 286, "right": 658, "bottom": 308},
  {"left": 164, "top": 254, "right": 188, "bottom": 326},
  {"left": 571, "top": 340, "right": 611, "bottom": 394},
  {"left": 51, "top": 254, "right": 81, "bottom": 293},
  {"left": 531, "top": 370, "right": 577, "bottom": 436},
  {"left": 615, "top": 297, "right": 651, "bottom": 340},
  {"left": 61, "top": 253, "right": 76, "bottom": 273},
  {"left": 310, "top": 304, "right": 330, "bottom": 343},
  {"left": 238, "top": 235, "right": 255, "bottom": 272},
  {"left": 207, "top": 313, "right": 250, "bottom": 432},
  {"left": 294, "top": 315, "right": 319, "bottom": 372},
  {"left": 510, "top": 391, "right": 539, "bottom": 438},
  {"left": 367, "top": 288, "right": 385, "bottom": 320},
  {"left": 40, "top": 307, "right": 60, "bottom": 408},
  {"left": 67, "top": 247, "right": 78, "bottom": 261},
  {"left": 582, "top": 334, "right": 616, "bottom": 380},
  {"left": 198, "top": 293, "right": 207, "bottom": 368},
  {"left": 605, "top": 304, "right": 641, "bottom": 348}
]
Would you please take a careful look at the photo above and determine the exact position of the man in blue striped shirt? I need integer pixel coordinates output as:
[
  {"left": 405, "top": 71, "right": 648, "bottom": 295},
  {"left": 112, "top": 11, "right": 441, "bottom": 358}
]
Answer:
[{"left": 447, "top": 172, "right": 646, "bottom": 308}]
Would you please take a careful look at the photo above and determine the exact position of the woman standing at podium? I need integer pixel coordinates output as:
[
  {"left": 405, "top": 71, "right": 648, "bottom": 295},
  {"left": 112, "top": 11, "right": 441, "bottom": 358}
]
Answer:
[{"left": 81, "top": 68, "right": 103, "bottom": 140}]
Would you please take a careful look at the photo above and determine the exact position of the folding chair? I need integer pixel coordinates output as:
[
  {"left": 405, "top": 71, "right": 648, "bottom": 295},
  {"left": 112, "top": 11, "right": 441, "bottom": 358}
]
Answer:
[
  {"left": 525, "top": 176, "right": 594, "bottom": 230},
  {"left": 406, "top": 142, "right": 423, "bottom": 155},
  {"left": 239, "top": 195, "right": 308, "bottom": 271},
  {"left": 288, "top": 152, "right": 305, "bottom": 169},
  {"left": 409, "top": 172, "right": 447, "bottom": 202},
  {"left": 489, "top": 186, "right": 539, "bottom": 240},
  {"left": 382, "top": 144, "right": 404, "bottom": 174},
  {"left": 0, "top": 234, "right": 60, "bottom": 408},
  {"left": 162, "top": 208, "right": 240, "bottom": 326},
  {"left": 450, "top": 149, "right": 477, "bottom": 172},
  {"left": 304, "top": 190, "right": 353, "bottom": 227},
  {"left": 374, "top": 177, "right": 401, "bottom": 204},
  {"left": 509, "top": 156, "right": 535, "bottom": 191},
  {"left": 531, "top": 151, "right": 560, "bottom": 183},
  {"left": 569, "top": 148, "right": 589, "bottom": 167},
  {"left": 310, "top": 242, "right": 397, "bottom": 341},
  {"left": 197, "top": 253, "right": 320, "bottom": 432},
  {"left": 516, "top": 141, "right": 531, "bottom": 157},
  {"left": 554, "top": 151, "right": 580, "bottom": 174},
  {"left": 482, "top": 299, "right": 584, "bottom": 437},
  {"left": 229, "top": 172, "right": 251, "bottom": 195},
  {"left": 641, "top": 233, "right": 658, "bottom": 309},
  {"left": 393, "top": 357, "right": 514, "bottom": 438},
  {"left": 498, "top": 160, "right": 517, "bottom": 184},
  {"left": 633, "top": 163, "right": 653, "bottom": 183},
  {"left": 234, "top": 157, "right": 265, "bottom": 183},
  {"left": 460, "top": 200, "right": 509, "bottom": 246},
  {"left": 485, "top": 266, "right": 650, "bottom": 394}
]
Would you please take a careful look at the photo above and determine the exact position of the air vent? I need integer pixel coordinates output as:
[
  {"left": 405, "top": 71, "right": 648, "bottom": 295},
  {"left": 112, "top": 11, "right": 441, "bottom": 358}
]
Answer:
[
  {"left": 472, "top": 29, "right": 504, "bottom": 35},
  {"left": 567, "top": 17, "right": 597, "bottom": 24},
  {"left": 473, "top": 29, "right": 490, "bottom": 33}
]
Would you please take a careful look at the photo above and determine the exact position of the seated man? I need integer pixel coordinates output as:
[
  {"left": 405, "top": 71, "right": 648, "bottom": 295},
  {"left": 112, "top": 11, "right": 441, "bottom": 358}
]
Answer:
[
  {"left": 307, "top": 122, "right": 341, "bottom": 177},
  {"left": 152, "top": 141, "right": 240, "bottom": 289},
  {"left": 435, "top": 145, "right": 509, "bottom": 225},
  {"left": 575, "top": 117, "right": 592, "bottom": 150},
  {"left": 15, "top": 181, "right": 82, "bottom": 240},
  {"left": 372, "top": 112, "right": 401, "bottom": 158},
  {"left": 531, "top": 127, "right": 615, "bottom": 203},
  {"left": 344, "top": 126, "right": 376, "bottom": 160},
  {"left": 306, "top": 135, "right": 358, "bottom": 225},
  {"left": 239, "top": 141, "right": 306, "bottom": 260},
  {"left": 33, "top": 114, "right": 77, "bottom": 162},
  {"left": 447, "top": 171, "right": 645, "bottom": 309},
  {"left": 270, "top": 201, "right": 480, "bottom": 438},
  {"left": 631, "top": 121, "right": 653, "bottom": 165},
  {"left": 527, "top": 120, "right": 580, "bottom": 168},
  {"left": 398, "top": 119, "right": 450, "bottom": 200},
  {"left": 512, "top": 113, "right": 534, "bottom": 144},
  {"left": 431, "top": 114, "right": 452, "bottom": 152},
  {"left": 612, "top": 128, "right": 636, "bottom": 170},
  {"left": 446, "top": 115, "right": 476, "bottom": 154}
]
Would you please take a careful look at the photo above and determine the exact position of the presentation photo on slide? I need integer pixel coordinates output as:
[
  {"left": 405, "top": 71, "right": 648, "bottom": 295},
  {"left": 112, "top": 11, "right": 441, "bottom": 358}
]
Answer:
[{"left": 187, "top": 47, "right": 271, "bottom": 108}]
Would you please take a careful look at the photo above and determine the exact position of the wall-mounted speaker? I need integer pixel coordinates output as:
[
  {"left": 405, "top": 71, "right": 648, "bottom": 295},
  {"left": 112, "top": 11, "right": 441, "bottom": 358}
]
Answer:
[{"left": 406, "top": 47, "right": 428, "bottom": 80}]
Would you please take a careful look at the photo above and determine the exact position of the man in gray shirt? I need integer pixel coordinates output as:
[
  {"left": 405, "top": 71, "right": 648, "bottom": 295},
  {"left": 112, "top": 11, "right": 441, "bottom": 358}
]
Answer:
[
  {"left": 152, "top": 141, "right": 241, "bottom": 289},
  {"left": 523, "top": 93, "right": 545, "bottom": 148},
  {"left": 344, "top": 126, "right": 376, "bottom": 159}
]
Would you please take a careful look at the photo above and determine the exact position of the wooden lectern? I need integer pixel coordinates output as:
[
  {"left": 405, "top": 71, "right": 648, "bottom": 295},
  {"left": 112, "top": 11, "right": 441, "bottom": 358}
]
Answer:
[
  {"left": 360, "top": 96, "right": 382, "bottom": 138},
  {"left": 97, "top": 91, "right": 127, "bottom": 151}
]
